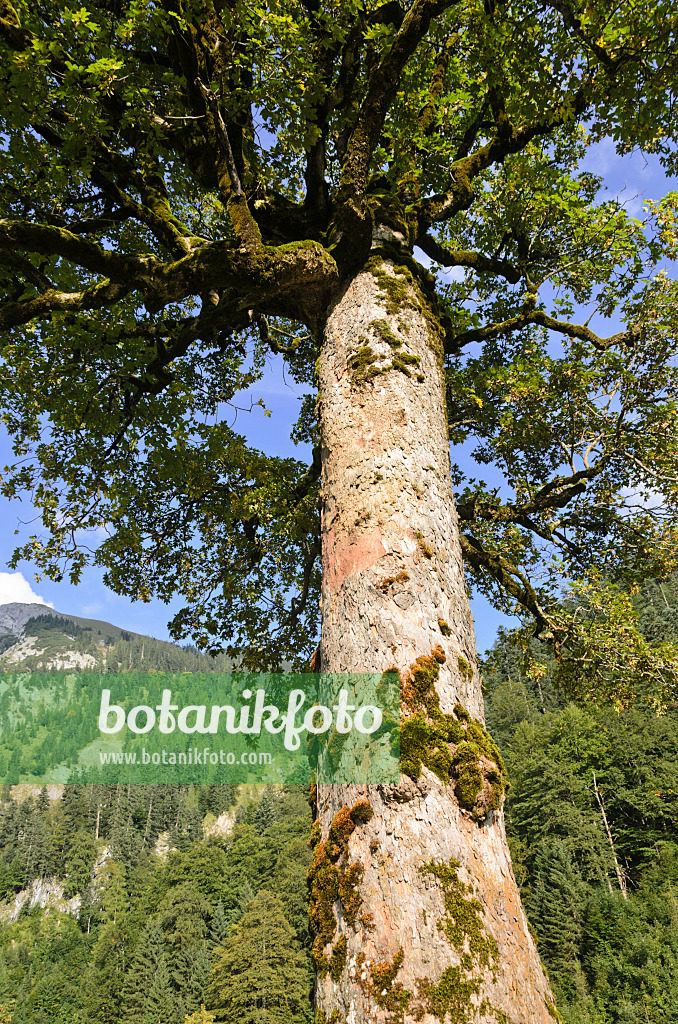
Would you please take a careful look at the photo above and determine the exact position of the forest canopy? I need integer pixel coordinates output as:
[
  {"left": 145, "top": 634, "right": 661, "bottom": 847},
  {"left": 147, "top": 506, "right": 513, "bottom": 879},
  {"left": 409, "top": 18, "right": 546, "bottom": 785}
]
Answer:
[{"left": 1, "top": 0, "right": 678, "bottom": 694}]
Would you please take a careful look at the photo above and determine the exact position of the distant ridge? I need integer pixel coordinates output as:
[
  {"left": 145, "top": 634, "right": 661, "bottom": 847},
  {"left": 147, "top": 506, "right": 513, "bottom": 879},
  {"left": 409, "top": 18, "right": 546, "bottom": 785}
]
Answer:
[
  {"left": 0, "top": 602, "right": 232, "bottom": 673},
  {"left": 0, "top": 601, "right": 145, "bottom": 640}
]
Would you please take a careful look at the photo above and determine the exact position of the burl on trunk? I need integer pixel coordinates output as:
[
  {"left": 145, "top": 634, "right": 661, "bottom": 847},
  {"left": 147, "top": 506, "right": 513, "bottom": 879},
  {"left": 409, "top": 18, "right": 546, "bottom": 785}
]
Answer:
[{"left": 311, "top": 257, "right": 558, "bottom": 1024}]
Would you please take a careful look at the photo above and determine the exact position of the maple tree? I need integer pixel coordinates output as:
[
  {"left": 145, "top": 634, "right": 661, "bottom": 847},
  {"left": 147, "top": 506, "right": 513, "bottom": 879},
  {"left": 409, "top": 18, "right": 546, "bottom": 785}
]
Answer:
[{"left": 2, "top": 1, "right": 678, "bottom": 1020}]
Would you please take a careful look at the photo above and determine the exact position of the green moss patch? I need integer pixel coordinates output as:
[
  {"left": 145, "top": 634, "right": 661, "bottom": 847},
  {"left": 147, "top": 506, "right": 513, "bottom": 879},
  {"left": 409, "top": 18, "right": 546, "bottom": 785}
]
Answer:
[
  {"left": 339, "top": 862, "right": 364, "bottom": 927},
  {"left": 364, "top": 256, "right": 445, "bottom": 370},
  {"left": 308, "top": 802, "right": 374, "bottom": 972},
  {"left": 327, "top": 806, "right": 355, "bottom": 861},
  {"left": 350, "top": 799, "right": 374, "bottom": 825},
  {"left": 457, "top": 655, "right": 472, "bottom": 681},
  {"left": 315, "top": 1011, "right": 343, "bottom": 1024},
  {"left": 454, "top": 741, "right": 484, "bottom": 810},
  {"left": 367, "top": 948, "right": 412, "bottom": 1022},
  {"left": 400, "top": 649, "right": 508, "bottom": 821},
  {"left": 315, "top": 1007, "right": 342, "bottom": 1024},
  {"left": 329, "top": 933, "right": 347, "bottom": 981},
  {"left": 348, "top": 319, "right": 423, "bottom": 383},
  {"left": 391, "top": 350, "right": 421, "bottom": 377},
  {"left": 422, "top": 860, "right": 498, "bottom": 971},
  {"left": 417, "top": 966, "right": 482, "bottom": 1024},
  {"left": 546, "top": 996, "right": 564, "bottom": 1022},
  {"left": 365, "top": 257, "right": 415, "bottom": 315},
  {"left": 309, "top": 819, "right": 321, "bottom": 849},
  {"left": 415, "top": 859, "right": 502, "bottom": 1024},
  {"left": 369, "top": 318, "right": 402, "bottom": 347},
  {"left": 348, "top": 344, "right": 382, "bottom": 385},
  {"left": 308, "top": 841, "right": 340, "bottom": 974}
]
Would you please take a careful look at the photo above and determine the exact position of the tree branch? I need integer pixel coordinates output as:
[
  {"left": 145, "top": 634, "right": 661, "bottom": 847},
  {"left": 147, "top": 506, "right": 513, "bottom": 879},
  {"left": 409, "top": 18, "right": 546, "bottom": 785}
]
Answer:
[
  {"left": 333, "top": 0, "right": 461, "bottom": 259},
  {"left": 0, "top": 229, "right": 339, "bottom": 331},
  {"left": 0, "top": 219, "right": 160, "bottom": 283},
  {"left": 194, "top": 77, "right": 263, "bottom": 252},
  {"left": 454, "top": 94, "right": 492, "bottom": 160},
  {"left": 416, "top": 82, "right": 592, "bottom": 227},
  {"left": 457, "top": 463, "right": 602, "bottom": 528},
  {"left": 450, "top": 304, "right": 642, "bottom": 352},
  {"left": 0, "top": 279, "right": 135, "bottom": 331},
  {"left": 417, "top": 231, "right": 521, "bottom": 283},
  {"left": 0, "top": 252, "right": 54, "bottom": 294},
  {"left": 541, "top": 0, "right": 618, "bottom": 70},
  {"left": 31, "top": 121, "right": 198, "bottom": 257},
  {"left": 459, "top": 532, "right": 551, "bottom": 629}
]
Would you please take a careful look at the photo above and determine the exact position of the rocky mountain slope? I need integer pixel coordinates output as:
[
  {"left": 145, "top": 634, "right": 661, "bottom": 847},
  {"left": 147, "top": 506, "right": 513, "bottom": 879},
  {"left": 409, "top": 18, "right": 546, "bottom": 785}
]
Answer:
[{"left": 0, "top": 602, "right": 231, "bottom": 672}]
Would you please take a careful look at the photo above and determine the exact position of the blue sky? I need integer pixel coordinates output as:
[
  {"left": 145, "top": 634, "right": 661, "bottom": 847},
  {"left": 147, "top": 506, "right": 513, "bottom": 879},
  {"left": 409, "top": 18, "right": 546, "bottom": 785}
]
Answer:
[{"left": 0, "top": 139, "right": 675, "bottom": 655}]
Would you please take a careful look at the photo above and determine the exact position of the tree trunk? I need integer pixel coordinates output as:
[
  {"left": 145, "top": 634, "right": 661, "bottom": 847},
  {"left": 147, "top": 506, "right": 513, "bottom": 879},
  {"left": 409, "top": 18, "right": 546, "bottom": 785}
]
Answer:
[
  {"left": 592, "top": 770, "right": 627, "bottom": 900},
  {"left": 312, "top": 257, "right": 558, "bottom": 1024}
]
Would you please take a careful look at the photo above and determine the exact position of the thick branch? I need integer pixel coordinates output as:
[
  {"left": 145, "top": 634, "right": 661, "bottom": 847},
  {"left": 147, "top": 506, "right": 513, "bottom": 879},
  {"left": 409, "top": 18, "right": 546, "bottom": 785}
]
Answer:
[
  {"left": 450, "top": 305, "right": 641, "bottom": 352},
  {"left": 417, "top": 232, "right": 521, "bottom": 283},
  {"left": 333, "top": 0, "right": 461, "bottom": 256},
  {"left": 459, "top": 532, "right": 551, "bottom": 629},
  {"left": 0, "top": 279, "right": 135, "bottom": 331},
  {"left": 0, "top": 252, "right": 54, "bottom": 293},
  {"left": 0, "top": 219, "right": 159, "bottom": 283},
  {"left": 0, "top": 234, "right": 338, "bottom": 331}
]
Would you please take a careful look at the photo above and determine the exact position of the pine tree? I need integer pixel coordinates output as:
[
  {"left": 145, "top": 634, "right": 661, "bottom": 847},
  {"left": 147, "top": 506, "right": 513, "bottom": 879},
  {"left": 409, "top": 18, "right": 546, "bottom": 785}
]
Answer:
[
  {"left": 47, "top": 803, "right": 71, "bottom": 876},
  {"left": 158, "top": 883, "right": 210, "bottom": 948},
  {"left": 122, "top": 918, "right": 168, "bottom": 1024},
  {"left": 207, "top": 891, "right": 311, "bottom": 1024},
  {"left": 61, "top": 786, "right": 92, "bottom": 834},
  {"left": 208, "top": 903, "right": 228, "bottom": 950},
  {"left": 526, "top": 844, "right": 588, "bottom": 1002},
  {"left": 64, "top": 828, "right": 96, "bottom": 898},
  {"left": 100, "top": 859, "right": 129, "bottom": 925},
  {"left": 207, "top": 787, "right": 238, "bottom": 819},
  {"left": 253, "top": 791, "right": 276, "bottom": 835},
  {"left": 172, "top": 943, "right": 211, "bottom": 1023},
  {"left": 235, "top": 879, "right": 255, "bottom": 918},
  {"left": 144, "top": 953, "right": 176, "bottom": 1024},
  {"left": 86, "top": 919, "right": 130, "bottom": 1024}
]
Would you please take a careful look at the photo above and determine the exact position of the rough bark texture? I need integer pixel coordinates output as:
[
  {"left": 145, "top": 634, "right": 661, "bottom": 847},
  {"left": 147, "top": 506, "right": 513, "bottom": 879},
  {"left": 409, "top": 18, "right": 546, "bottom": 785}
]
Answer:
[{"left": 313, "top": 258, "right": 558, "bottom": 1024}]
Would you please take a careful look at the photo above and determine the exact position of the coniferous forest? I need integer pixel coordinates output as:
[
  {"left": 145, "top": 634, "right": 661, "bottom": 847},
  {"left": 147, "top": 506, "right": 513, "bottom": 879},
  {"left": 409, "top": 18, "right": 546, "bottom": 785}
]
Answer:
[{"left": 0, "top": 580, "right": 676, "bottom": 1023}]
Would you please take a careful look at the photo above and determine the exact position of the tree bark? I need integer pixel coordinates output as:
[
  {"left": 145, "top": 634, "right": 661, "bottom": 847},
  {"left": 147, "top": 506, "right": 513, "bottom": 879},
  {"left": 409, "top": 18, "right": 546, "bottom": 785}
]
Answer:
[{"left": 312, "top": 257, "right": 558, "bottom": 1023}]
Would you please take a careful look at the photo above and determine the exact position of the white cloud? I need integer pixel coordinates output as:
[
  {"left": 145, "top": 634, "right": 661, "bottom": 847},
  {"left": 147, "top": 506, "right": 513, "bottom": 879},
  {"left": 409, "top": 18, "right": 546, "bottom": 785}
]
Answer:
[
  {"left": 81, "top": 603, "right": 104, "bottom": 616},
  {"left": 0, "top": 572, "right": 54, "bottom": 608}
]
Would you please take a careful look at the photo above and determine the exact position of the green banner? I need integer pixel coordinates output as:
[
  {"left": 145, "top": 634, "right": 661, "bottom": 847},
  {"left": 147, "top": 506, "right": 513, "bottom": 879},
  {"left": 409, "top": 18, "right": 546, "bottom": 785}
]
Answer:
[{"left": 0, "top": 671, "right": 400, "bottom": 784}]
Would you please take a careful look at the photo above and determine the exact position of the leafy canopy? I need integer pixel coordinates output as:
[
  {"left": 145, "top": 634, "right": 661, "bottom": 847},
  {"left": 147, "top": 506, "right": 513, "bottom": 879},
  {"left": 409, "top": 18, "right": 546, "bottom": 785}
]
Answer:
[{"left": 1, "top": 0, "right": 678, "bottom": 687}]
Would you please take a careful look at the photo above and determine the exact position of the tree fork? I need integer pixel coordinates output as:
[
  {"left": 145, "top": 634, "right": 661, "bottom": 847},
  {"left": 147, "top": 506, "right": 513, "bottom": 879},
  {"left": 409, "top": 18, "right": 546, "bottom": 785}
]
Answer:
[{"left": 314, "top": 257, "right": 557, "bottom": 1023}]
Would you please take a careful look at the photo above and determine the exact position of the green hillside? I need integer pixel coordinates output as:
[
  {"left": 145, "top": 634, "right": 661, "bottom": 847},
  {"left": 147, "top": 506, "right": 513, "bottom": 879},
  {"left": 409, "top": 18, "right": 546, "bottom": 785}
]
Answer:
[
  {"left": 0, "top": 607, "right": 233, "bottom": 674},
  {"left": 0, "top": 784, "right": 313, "bottom": 1024},
  {"left": 483, "top": 577, "right": 678, "bottom": 1024},
  {"left": 0, "top": 583, "right": 677, "bottom": 1023}
]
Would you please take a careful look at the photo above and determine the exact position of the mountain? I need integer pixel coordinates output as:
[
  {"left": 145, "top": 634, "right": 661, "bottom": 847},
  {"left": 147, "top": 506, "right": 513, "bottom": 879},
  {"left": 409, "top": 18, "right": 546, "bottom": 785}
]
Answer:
[{"left": 0, "top": 602, "right": 232, "bottom": 673}]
